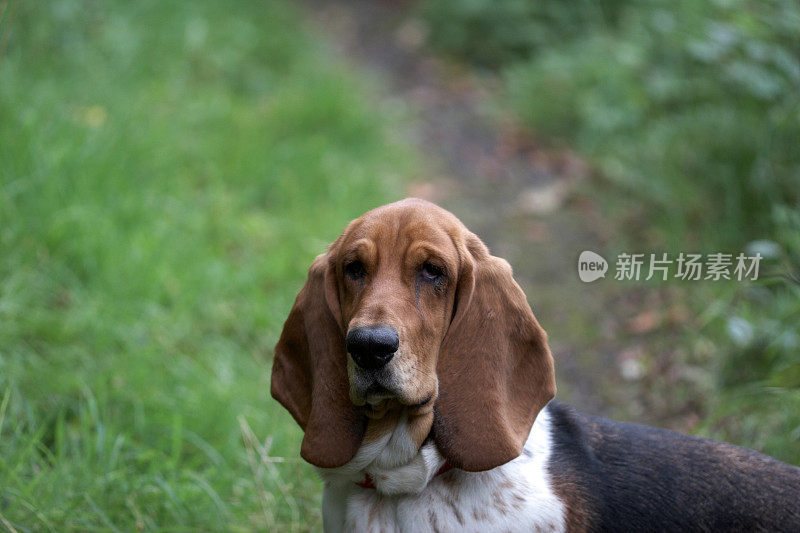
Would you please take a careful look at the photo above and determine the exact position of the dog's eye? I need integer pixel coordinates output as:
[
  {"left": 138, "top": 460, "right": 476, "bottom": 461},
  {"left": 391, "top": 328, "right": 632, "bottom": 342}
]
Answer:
[
  {"left": 344, "top": 260, "right": 366, "bottom": 280},
  {"left": 420, "top": 262, "right": 444, "bottom": 281}
]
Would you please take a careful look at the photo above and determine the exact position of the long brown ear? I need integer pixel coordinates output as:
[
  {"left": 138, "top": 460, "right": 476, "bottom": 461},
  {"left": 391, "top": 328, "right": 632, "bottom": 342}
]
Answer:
[
  {"left": 271, "top": 254, "right": 365, "bottom": 468},
  {"left": 433, "top": 234, "right": 556, "bottom": 472}
]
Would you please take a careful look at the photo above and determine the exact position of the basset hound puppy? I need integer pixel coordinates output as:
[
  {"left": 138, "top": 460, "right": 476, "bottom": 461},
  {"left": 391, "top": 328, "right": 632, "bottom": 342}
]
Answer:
[{"left": 271, "top": 198, "right": 800, "bottom": 532}]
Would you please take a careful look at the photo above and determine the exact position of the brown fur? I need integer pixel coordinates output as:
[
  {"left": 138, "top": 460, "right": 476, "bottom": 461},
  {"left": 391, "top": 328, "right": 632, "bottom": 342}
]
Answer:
[
  {"left": 551, "top": 477, "right": 592, "bottom": 533},
  {"left": 271, "top": 198, "right": 556, "bottom": 471}
]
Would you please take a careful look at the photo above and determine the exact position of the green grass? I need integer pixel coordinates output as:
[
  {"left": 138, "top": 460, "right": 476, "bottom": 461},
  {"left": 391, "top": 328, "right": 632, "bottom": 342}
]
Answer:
[{"left": 0, "top": 1, "right": 413, "bottom": 530}]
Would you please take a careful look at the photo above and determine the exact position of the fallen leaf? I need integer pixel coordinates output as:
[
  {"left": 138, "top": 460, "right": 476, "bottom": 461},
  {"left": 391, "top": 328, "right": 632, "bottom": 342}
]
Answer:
[{"left": 627, "top": 309, "right": 661, "bottom": 334}]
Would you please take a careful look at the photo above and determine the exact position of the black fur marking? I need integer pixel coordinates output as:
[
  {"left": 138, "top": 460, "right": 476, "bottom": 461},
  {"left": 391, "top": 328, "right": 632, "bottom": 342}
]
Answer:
[{"left": 546, "top": 400, "right": 800, "bottom": 532}]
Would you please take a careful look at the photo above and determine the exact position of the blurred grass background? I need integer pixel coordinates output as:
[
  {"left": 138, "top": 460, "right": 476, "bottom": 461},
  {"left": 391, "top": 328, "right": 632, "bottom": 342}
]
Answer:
[
  {"left": 0, "top": 0, "right": 411, "bottom": 529},
  {"left": 1, "top": 0, "right": 799, "bottom": 530}
]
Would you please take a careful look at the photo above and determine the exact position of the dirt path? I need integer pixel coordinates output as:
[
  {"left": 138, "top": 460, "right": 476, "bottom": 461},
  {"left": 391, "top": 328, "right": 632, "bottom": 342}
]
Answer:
[{"left": 306, "top": 0, "right": 699, "bottom": 427}]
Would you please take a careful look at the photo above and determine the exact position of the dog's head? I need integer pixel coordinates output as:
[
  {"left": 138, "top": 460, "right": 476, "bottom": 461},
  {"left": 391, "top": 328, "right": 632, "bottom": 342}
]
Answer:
[{"left": 271, "top": 198, "right": 556, "bottom": 471}]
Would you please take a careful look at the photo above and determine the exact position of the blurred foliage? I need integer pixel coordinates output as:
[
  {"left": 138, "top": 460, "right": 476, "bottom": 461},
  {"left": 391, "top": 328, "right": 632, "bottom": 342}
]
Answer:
[
  {"left": 421, "top": 0, "right": 800, "bottom": 463},
  {"left": 421, "top": 0, "right": 627, "bottom": 67},
  {"left": 503, "top": 0, "right": 800, "bottom": 250},
  {"left": 0, "top": 0, "right": 411, "bottom": 529}
]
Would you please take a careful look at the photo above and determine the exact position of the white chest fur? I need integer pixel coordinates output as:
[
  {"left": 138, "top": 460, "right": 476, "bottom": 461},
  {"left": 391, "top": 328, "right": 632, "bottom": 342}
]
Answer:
[{"left": 318, "top": 406, "right": 566, "bottom": 533}]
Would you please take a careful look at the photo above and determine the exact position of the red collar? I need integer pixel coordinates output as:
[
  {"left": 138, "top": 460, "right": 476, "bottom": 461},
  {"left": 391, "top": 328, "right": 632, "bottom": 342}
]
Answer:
[{"left": 355, "top": 461, "right": 455, "bottom": 490}]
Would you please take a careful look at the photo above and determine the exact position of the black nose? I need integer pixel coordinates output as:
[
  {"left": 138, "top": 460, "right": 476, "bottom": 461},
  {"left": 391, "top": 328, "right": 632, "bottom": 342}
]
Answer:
[{"left": 345, "top": 325, "right": 399, "bottom": 370}]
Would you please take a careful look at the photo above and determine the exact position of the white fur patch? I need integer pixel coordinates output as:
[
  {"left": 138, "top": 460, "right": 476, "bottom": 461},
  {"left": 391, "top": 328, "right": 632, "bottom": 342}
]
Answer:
[{"left": 318, "top": 405, "right": 567, "bottom": 532}]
